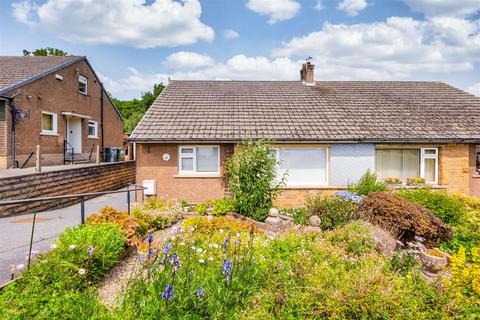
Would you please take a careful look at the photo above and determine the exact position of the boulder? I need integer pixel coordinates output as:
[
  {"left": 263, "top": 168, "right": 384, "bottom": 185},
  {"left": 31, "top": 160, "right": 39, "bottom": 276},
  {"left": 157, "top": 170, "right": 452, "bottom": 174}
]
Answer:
[
  {"left": 308, "top": 215, "right": 321, "bottom": 227},
  {"left": 371, "top": 225, "right": 397, "bottom": 255},
  {"left": 269, "top": 207, "right": 279, "bottom": 217}
]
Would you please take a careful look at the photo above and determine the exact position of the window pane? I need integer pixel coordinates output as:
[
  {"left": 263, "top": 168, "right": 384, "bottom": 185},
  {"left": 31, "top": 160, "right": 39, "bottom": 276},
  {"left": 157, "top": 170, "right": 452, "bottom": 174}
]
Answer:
[
  {"left": 181, "top": 158, "right": 194, "bottom": 171},
  {"left": 197, "top": 147, "right": 218, "bottom": 172},
  {"left": 42, "top": 113, "right": 53, "bottom": 131},
  {"left": 181, "top": 148, "right": 194, "bottom": 154},
  {"left": 278, "top": 148, "right": 326, "bottom": 185},
  {"left": 376, "top": 149, "right": 420, "bottom": 181},
  {"left": 88, "top": 124, "right": 95, "bottom": 136},
  {"left": 424, "top": 158, "right": 436, "bottom": 182},
  {"left": 424, "top": 149, "right": 437, "bottom": 155}
]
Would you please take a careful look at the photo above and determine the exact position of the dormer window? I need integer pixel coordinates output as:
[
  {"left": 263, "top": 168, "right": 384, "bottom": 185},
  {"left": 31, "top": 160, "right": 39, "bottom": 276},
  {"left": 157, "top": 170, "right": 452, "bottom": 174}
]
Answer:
[{"left": 79, "top": 75, "right": 88, "bottom": 95}]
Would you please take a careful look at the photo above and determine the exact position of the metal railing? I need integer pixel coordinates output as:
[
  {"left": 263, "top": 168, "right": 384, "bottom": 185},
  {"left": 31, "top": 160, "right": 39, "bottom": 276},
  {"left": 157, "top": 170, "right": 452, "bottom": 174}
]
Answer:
[{"left": 0, "top": 184, "right": 146, "bottom": 270}]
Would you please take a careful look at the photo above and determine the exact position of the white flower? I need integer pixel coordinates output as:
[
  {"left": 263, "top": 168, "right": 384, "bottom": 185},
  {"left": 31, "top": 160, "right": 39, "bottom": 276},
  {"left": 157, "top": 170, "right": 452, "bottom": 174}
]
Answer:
[
  {"left": 219, "top": 229, "right": 224, "bottom": 233},
  {"left": 198, "top": 259, "right": 205, "bottom": 264},
  {"left": 180, "top": 242, "right": 185, "bottom": 246},
  {"left": 50, "top": 243, "right": 58, "bottom": 249},
  {"left": 69, "top": 244, "right": 76, "bottom": 250},
  {"left": 212, "top": 244, "right": 219, "bottom": 249},
  {"left": 188, "top": 226, "right": 195, "bottom": 232},
  {"left": 236, "top": 233, "right": 240, "bottom": 238},
  {"left": 191, "top": 246, "right": 196, "bottom": 250},
  {"left": 196, "top": 248, "right": 203, "bottom": 253},
  {"left": 208, "top": 256, "right": 214, "bottom": 261},
  {"left": 78, "top": 268, "right": 86, "bottom": 275},
  {"left": 16, "top": 264, "right": 25, "bottom": 271},
  {"left": 171, "top": 236, "right": 176, "bottom": 240}
]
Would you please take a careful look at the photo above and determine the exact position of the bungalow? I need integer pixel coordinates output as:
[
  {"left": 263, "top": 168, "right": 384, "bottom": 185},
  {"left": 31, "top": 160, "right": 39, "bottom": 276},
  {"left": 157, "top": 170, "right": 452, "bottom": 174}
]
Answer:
[
  {"left": 0, "top": 56, "right": 124, "bottom": 169},
  {"left": 130, "top": 63, "right": 480, "bottom": 207}
]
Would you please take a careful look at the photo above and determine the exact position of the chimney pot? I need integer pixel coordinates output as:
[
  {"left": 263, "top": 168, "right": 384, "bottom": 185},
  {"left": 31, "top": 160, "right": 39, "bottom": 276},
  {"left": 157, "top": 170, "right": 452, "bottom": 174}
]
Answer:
[{"left": 300, "top": 63, "right": 315, "bottom": 85}]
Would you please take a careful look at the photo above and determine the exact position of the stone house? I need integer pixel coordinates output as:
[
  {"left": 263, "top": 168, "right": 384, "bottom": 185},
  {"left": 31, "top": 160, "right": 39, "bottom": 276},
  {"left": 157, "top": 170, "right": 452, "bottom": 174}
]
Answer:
[
  {"left": 0, "top": 56, "right": 124, "bottom": 169},
  {"left": 130, "top": 62, "right": 480, "bottom": 207}
]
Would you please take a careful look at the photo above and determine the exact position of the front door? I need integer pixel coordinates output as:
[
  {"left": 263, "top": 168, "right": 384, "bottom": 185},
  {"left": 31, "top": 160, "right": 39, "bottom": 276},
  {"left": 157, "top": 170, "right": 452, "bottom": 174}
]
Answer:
[{"left": 67, "top": 117, "right": 82, "bottom": 153}]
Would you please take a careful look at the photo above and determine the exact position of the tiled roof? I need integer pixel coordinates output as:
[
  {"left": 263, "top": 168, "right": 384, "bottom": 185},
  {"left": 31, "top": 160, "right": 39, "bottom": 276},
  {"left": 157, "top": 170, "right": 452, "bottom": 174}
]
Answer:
[
  {"left": 130, "top": 80, "right": 480, "bottom": 142},
  {"left": 0, "top": 56, "right": 83, "bottom": 94}
]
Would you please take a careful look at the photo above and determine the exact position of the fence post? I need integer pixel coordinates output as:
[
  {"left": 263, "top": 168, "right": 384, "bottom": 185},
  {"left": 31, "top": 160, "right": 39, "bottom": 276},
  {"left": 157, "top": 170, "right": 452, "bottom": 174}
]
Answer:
[
  {"left": 80, "top": 196, "right": 85, "bottom": 224},
  {"left": 35, "top": 145, "right": 41, "bottom": 172},
  {"left": 141, "top": 188, "right": 145, "bottom": 203},
  {"left": 133, "top": 185, "right": 138, "bottom": 203},
  {"left": 127, "top": 185, "right": 131, "bottom": 215},
  {"left": 27, "top": 212, "right": 37, "bottom": 268},
  {"left": 96, "top": 145, "right": 101, "bottom": 164}
]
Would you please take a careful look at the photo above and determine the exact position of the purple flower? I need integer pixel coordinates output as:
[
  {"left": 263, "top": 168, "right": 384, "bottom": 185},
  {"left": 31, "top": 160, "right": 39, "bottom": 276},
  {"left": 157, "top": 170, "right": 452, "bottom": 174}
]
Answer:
[
  {"left": 170, "top": 253, "right": 180, "bottom": 268},
  {"left": 414, "top": 235, "right": 425, "bottom": 243},
  {"left": 222, "top": 233, "right": 231, "bottom": 253},
  {"left": 147, "top": 233, "right": 154, "bottom": 245},
  {"left": 335, "top": 191, "right": 363, "bottom": 203},
  {"left": 163, "top": 242, "right": 172, "bottom": 254},
  {"left": 222, "top": 259, "right": 232, "bottom": 283},
  {"left": 162, "top": 284, "right": 174, "bottom": 300},
  {"left": 87, "top": 246, "right": 94, "bottom": 255},
  {"left": 197, "top": 288, "right": 205, "bottom": 301}
]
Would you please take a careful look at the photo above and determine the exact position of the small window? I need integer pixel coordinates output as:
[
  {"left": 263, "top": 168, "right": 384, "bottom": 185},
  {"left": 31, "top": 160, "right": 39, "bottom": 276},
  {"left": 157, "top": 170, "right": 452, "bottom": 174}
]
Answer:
[
  {"left": 476, "top": 146, "right": 480, "bottom": 174},
  {"left": 88, "top": 120, "right": 97, "bottom": 138},
  {"left": 41, "top": 111, "right": 57, "bottom": 135},
  {"left": 79, "top": 75, "right": 88, "bottom": 94},
  {"left": 179, "top": 146, "right": 219, "bottom": 174}
]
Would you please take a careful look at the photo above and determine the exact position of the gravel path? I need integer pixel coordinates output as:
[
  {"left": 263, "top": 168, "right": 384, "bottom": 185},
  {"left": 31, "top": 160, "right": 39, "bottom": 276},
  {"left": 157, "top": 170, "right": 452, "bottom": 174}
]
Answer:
[{"left": 96, "top": 221, "right": 183, "bottom": 309}]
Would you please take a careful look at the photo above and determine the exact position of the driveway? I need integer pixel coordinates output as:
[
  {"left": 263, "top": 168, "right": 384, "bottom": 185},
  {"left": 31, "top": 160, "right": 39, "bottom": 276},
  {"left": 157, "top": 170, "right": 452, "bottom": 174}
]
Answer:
[{"left": 0, "top": 190, "right": 135, "bottom": 285}]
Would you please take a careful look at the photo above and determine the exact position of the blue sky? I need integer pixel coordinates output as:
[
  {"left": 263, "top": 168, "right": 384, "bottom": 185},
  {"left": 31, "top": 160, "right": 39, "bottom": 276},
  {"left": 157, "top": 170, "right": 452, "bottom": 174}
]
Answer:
[{"left": 1, "top": 0, "right": 479, "bottom": 99}]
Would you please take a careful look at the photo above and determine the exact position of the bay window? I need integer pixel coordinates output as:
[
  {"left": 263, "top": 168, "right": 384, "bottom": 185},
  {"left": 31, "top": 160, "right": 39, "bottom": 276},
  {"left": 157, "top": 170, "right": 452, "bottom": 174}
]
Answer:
[
  {"left": 376, "top": 148, "right": 438, "bottom": 184},
  {"left": 179, "top": 146, "right": 219, "bottom": 174},
  {"left": 275, "top": 147, "right": 328, "bottom": 186}
]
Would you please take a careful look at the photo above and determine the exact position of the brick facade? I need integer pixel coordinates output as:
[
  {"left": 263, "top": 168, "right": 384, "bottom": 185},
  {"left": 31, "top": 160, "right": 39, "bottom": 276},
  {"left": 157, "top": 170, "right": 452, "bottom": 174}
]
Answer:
[
  {"left": 0, "top": 59, "right": 124, "bottom": 168},
  {"left": 0, "top": 161, "right": 135, "bottom": 217},
  {"left": 136, "top": 142, "right": 480, "bottom": 208}
]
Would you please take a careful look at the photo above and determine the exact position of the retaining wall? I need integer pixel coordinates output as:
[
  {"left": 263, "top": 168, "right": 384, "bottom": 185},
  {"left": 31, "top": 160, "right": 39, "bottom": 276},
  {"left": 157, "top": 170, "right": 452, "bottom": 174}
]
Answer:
[{"left": 0, "top": 161, "right": 135, "bottom": 216}]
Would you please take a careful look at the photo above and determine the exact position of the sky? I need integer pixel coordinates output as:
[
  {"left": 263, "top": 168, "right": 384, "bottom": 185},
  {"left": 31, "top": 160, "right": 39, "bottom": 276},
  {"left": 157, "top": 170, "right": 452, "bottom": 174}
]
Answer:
[{"left": 0, "top": 0, "right": 479, "bottom": 100}]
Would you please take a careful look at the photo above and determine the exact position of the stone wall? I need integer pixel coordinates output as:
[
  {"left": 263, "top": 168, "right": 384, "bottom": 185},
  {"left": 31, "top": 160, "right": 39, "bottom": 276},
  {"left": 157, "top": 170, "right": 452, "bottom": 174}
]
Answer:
[{"left": 0, "top": 161, "right": 135, "bottom": 216}]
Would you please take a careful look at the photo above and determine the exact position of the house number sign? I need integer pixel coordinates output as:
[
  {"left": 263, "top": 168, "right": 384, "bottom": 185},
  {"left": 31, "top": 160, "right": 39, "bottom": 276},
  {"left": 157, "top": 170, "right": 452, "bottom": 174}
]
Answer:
[{"left": 162, "top": 153, "right": 170, "bottom": 161}]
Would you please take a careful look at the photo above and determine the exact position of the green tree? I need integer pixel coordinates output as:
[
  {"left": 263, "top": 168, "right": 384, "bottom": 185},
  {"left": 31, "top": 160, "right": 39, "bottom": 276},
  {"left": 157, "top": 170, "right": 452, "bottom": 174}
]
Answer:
[
  {"left": 23, "top": 47, "right": 68, "bottom": 56},
  {"left": 113, "top": 83, "right": 165, "bottom": 133}
]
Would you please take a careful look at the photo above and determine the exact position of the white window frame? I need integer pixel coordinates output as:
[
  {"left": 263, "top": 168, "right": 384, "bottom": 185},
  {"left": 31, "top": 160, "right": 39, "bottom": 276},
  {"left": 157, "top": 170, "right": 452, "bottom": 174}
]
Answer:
[
  {"left": 420, "top": 148, "right": 438, "bottom": 184},
  {"left": 79, "top": 75, "right": 88, "bottom": 95},
  {"left": 273, "top": 146, "right": 329, "bottom": 187},
  {"left": 178, "top": 145, "right": 220, "bottom": 175},
  {"left": 88, "top": 120, "right": 98, "bottom": 138},
  {"left": 41, "top": 111, "right": 57, "bottom": 136}
]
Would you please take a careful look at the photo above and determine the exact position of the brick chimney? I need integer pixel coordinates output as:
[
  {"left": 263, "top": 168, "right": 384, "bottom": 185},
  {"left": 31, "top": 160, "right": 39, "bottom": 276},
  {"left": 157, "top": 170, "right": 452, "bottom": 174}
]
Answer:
[{"left": 300, "top": 62, "right": 315, "bottom": 85}]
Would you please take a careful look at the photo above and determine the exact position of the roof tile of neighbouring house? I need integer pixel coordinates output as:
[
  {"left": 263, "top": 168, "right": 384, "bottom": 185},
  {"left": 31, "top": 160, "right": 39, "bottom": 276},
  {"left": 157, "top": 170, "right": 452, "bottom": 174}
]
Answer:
[
  {"left": 130, "top": 80, "right": 480, "bottom": 142},
  {"left": 0, "top": 56, "right": 83, "bottom": 94}
]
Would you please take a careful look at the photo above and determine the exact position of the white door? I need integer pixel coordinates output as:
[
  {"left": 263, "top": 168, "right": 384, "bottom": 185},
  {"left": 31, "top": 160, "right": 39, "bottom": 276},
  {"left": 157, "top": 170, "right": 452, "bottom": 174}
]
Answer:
[{"left": 67, "top": 117, "right": 82, "bottom": 153}]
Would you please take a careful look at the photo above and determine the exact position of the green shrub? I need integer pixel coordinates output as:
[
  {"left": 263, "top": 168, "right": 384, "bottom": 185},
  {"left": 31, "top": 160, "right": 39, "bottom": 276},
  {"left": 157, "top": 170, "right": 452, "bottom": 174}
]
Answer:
[
  {"left": 358, "top": 192, "right": 453, "bottom": 245},
  {"left": 325, "top": 221, "right": 376, "bottom": 255},
  {"left": 279, "top": 207, "right": 308, "bottom": 225},
  {"left": 225, "top": 140, "right": 285, "bottom": 221},
  {"left": 390, "top": 250, "right": 418, "bottom": 276},
  {"left": 0, "top": 223, "right": 126, "bottom": 319},
  {"left": 305, "top": 194, "right": 359, "bottom": 229},
  {"left": 347, "top": 169, "right": 387, "bottom": 196},
  {"left": 195, "top": 198, "right": 236, "bottom": 216},
  {"left": 396, "top": 188, "right": 466, "bottom": 225}
]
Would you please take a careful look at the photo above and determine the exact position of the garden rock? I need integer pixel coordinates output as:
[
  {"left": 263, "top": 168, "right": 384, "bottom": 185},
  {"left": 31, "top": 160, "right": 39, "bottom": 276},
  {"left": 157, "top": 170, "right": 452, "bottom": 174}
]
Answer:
[
  {"left": 370, "top": 225, "right": 397, "bottom": 255},
  {"left": 265, "top": 216, "right": 283, "bottom": 232},
  {"left": 419, "top": 248, "right": 448, "bottom": 275},
  {"left": 269, "top": 207, "right": 279, "bottom": 217},
  {"left": 308, "top": 215, "right": 321, "bottom": 227}
]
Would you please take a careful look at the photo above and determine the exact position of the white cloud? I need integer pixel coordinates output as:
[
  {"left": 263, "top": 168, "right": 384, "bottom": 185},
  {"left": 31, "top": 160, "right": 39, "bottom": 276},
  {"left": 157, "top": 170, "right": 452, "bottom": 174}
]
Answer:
[
  {"left": 314, "top": 1, "right": 323, "bottom": 11},
  {"left": 164, "top": 51, "right": 215, "bottom": 70},
  {"left": 224, "top": 29, "right": 240, "bottom": 39},
  {"left": 11, "top": 0, "right": 214, "bottom": 48},
  {"left": 467, "top": 82, "right": 480, "bottom": 96},
  {"left": 273, "top": 16, "right": 480, "bottom": 79},
  {"left": 337, "top": 0, "right": 368, "bottom": 16},
  {"left": 246, "top": 0, "right": 301, "bottom": 24},
  {"left": 402, "top": 0, "right": 480, "bottom": 17}
]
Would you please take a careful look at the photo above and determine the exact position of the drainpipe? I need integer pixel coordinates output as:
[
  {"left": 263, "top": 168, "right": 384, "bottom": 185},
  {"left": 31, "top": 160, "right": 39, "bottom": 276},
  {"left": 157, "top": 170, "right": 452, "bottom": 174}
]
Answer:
[
  {"left": 1, "top": 93, "right": 21, "bottom": 168},
  {"left": 100, "top": 88, "right": 104, "bottom": 150}
]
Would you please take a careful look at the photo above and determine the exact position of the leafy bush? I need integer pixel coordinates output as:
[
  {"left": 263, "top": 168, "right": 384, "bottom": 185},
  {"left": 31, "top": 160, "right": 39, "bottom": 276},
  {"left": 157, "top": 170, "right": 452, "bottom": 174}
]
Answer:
[
  {"left": 358, "top": 192, "right": 453, "bottom": 245},
  {"left": 195, "top": 198, "right": 236, "bottom": 216},
  {"left": 347, "top": 169, "right": 387, "bottom": 196},
  {"left": 0, "top": 223, "right": 126, "bottom": 319},
  {"left": 87, "top": 206, "right": 146, "bottom": 244},
  {"left": 131, "top": 199, "right": 182, "bottom": 232},
  {"left": 396, "top": 188, "right": 467, "bottom": 225},
  {"left": 225, "top": 140, "right": 285, "bottom": 221},
  {"left": 279, "top": 207, "right": 308, "bottom": 225},
  {"left": 325, "top": 221, "right": 376, "bottom": 255},
  {"left": 305, "top": 194, "right": 359, "bottom": 229}
]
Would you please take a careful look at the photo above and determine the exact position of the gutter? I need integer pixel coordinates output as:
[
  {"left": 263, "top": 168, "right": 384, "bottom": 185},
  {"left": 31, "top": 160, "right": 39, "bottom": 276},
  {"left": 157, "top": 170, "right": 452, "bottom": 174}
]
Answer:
[{"left": 1, "top": 93, "right": 22, "bottom": 168}]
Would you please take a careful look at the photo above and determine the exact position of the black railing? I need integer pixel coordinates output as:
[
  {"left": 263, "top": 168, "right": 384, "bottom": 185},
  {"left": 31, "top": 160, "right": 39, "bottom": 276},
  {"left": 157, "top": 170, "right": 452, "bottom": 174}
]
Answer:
[
  {"left": 63, "top": 140, "right": 74, "bottom": 164},
  {"left": 0, "top": 184, "right": 146, "bottom": 270}
]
